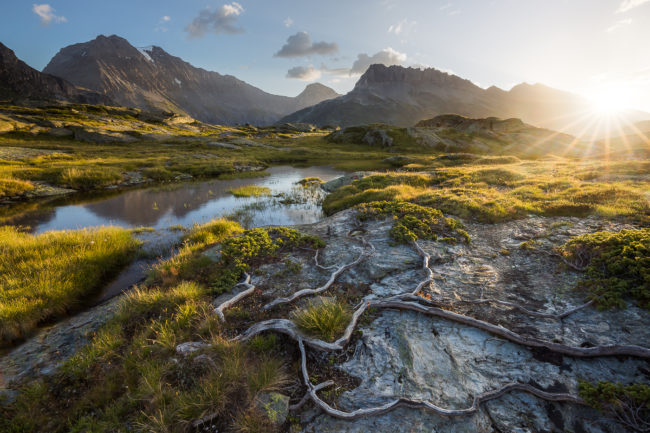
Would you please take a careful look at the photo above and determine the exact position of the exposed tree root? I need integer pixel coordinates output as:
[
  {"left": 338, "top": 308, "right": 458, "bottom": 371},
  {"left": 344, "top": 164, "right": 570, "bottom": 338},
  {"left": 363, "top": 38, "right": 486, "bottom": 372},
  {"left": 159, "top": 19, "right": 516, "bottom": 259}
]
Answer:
[
  {"left": 262, "top": 236, "right": 375, "bottom": 311},
  {"left": 443, "top": 297, "right": 595, "bottom": 320},
  {"left": 411, "top": 240, "right": 434, "bottom": 294},
  {"left": 289, "top": 380, "right": 335, "bottom": 411},
  {"left": 371, "top": 298, "right": 650, "bottom": 358},
  {"left": 214, "top": 272, "right": 255, "bottom": 322},
  {"left": 219, "top": 231, "right": 648, "bottom": 425},
  {"left": 297, "top": 338, "right": 587, "bottom": 419}
]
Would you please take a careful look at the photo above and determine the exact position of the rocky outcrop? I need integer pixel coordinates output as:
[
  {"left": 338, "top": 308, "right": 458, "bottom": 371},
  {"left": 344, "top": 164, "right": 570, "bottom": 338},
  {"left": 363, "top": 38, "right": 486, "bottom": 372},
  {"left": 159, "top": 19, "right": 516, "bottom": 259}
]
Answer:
[
  {"left": 0, "top": 42, "right": 111, "bottom": 105},
  {"left": 43, "top": 35, "right": 339, "bottom": 125}
]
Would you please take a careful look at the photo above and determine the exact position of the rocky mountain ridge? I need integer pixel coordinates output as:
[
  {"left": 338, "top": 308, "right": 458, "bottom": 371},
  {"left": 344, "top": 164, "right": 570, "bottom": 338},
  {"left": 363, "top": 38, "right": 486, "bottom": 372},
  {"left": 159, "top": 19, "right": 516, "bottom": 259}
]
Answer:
[
  {"left": 0, "top": 42, "right": 111, "bottom": 105},
  {"left": 281, "top": 64, "right": 650, "bottom": 136},
  {"left": 42, "top": 35, "right": 339, "bottom": 125}
]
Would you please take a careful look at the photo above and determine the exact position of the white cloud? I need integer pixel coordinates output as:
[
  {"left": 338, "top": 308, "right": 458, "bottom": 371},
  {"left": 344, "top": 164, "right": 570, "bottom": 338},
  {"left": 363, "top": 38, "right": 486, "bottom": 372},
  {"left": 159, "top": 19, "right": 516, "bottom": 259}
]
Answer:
[
  {"left": 617, "top": 0, "right": 650, "bottom": 13},
  {"left": 388, "top": 19, "right": 416, "bottom": 35},
  {"left": 32, "top": 4, "right": 67, "bottom": 25},
  {"left": 284, "top": 17, "right": 293, "bottom": 27},
  {"left": 440, "top": 2, "right": 452, "bottom": 10},
  {"left": 185, "top": 2, "right": 244, "bottom": 38},
  {"left": 156, "top": 15, "right": 171, "bottom": 32},
  {"left": 350, "top": 47, "right": 407, "bottom": 75},
  {"left": 274, "top": 32, "right": 338, "bottom": 58},
  {"left": 286, "top": 65, "right": 322, "bottom": 81},
  {"left": 606, "top": 18, "right": 632, "bottom": 32}
]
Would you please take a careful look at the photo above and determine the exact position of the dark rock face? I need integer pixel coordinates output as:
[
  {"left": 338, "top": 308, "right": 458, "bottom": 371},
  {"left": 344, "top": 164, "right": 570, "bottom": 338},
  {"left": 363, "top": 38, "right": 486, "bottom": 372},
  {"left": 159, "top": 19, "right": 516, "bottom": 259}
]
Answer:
[
  {"left": 416, "top": 114, "right": 527, "bottom": 133},
  {"left": 0, "top": 42, "right": 110, "bottom": 105},
  {"left": 43, "top": 35, "right": 339, "bottom": 125},
  {"left": 281, "top": 64, "right": 650, "bottom": 135}
]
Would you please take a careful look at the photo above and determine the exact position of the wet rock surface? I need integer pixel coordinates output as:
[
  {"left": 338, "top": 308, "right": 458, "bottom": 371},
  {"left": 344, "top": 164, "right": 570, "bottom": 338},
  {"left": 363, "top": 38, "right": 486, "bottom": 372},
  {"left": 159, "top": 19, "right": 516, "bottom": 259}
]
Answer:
[
  {"left": 289, "top": 211, "right": 649, "bottom": 433},
  {"left": 0, "top": 298, "right": 118, "bottom": 388}
]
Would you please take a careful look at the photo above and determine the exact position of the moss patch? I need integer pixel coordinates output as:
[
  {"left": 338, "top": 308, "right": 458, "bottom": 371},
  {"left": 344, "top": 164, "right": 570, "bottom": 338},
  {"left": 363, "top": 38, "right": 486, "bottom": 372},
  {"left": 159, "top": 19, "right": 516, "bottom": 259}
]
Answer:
[
  {"left": 355, "top": 200, "right": 470, "bottom": 244},
  {"left": 560, "top": 229, "right": 650, "bottom": 309}
]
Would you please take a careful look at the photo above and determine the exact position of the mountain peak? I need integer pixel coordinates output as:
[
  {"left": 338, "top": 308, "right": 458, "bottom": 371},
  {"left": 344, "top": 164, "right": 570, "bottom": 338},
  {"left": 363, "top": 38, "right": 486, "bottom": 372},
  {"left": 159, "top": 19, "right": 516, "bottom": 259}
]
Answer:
[
  {"left": 354, "top": 63, "right": 479, "bottom": 92},
  {"left": 41, "top": 35, "right": 339, "bottom": 125},
  {"left": 0, "top": 41, "right": 110, "bottom": 104}
]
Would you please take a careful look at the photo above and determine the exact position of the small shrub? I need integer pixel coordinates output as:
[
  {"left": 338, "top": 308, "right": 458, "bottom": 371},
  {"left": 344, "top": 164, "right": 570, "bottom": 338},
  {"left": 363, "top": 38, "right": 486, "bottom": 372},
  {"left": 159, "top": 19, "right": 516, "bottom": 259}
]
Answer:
[
  {"left": 292, "top": 298, "right": 352, "bottom": 342},
  {"left": 579, "top": 380, "right": 649, "bottom": 430},
  {"left": 356, "top": 200, "right": 470, "bottom": 244},
  {"left": 560, "top": 229, "right": 650, "bottom": 309}
]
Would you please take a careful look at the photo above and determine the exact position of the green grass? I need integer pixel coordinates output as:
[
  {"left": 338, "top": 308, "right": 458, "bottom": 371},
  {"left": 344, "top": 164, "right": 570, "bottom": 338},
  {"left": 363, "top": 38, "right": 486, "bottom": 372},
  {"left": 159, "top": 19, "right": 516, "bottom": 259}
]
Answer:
[
  {"left": 292, "top": 298, "right": 352, "bottom": 342},
  {"left": 560, "top": 229, "right": 649, "bottom": 309},
  {"left": 0, "top": 225, "right": 140, "bottom": 343},
  {"left": 228, "top": 185, "right": 272, "bottom": 197}
]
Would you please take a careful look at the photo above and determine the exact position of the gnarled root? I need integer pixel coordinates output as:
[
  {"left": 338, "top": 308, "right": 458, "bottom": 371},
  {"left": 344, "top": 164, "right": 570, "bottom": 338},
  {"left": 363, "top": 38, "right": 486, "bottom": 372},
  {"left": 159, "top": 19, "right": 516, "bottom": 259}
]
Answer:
[
  {"left": 214, "top": 272, "right": 255, "bottom": 321},
  {"left": 444, "top": 297, "right": 595, "bottom": 320},
  {"left": 262, "top": 236, "right": 375, "bottom": 311},
  {"left": 297, "top": 338, "right": 586, "bottom": 419},
  {"left": 372, "top": 298, "right": 650, "bottom": 358}
]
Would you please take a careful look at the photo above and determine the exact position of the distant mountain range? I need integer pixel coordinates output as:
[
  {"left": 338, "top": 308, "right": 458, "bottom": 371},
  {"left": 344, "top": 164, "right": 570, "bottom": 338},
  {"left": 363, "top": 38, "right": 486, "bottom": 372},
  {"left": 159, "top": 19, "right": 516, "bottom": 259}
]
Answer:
[
  {"left": 281, "top": 64, "right": 650, "bottom": 137},
  {"left": 42, "top": 35, "right": 339, "bottom": 125},
  {"left": 0, "top": 42, "right": 110, "bottom": 105},
  {"left": 2, "top": 36, "right": 648, "bottom": 135}
]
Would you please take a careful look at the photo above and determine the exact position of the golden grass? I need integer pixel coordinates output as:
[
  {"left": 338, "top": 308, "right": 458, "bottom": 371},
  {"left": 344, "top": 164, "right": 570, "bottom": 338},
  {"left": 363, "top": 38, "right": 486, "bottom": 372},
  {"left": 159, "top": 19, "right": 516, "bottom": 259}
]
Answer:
[
  {"left": 0, "top": 225, "right": 140, "bottom": 343},
  {"left": 228, "top": 185, "right": 272, "bottom": 197}
]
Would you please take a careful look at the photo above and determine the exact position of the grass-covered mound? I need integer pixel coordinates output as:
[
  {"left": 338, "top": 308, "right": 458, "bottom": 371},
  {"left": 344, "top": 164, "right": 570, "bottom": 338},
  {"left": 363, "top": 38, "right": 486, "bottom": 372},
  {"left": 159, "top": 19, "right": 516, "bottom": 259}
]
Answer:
[
  {"left": 355, "top": 200, "right": 470, "bottom": 244},
  {"left": 560, "top": 229, "right": 649, "bottom": 309},
  {"left": 150, "top": 220, "right": 323, "bottom": 296},
  {"left": 322, "top": 160, "right": 650, "bottom": 224},
  {"left": 0, "top": 226, "right": 140, "bottom": 343}
]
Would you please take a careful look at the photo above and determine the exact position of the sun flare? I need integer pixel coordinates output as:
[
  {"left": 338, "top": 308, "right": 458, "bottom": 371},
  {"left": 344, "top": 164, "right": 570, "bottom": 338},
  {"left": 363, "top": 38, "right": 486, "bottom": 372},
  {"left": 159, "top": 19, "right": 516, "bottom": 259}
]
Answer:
[{"left": 588, "top": 82, "right": 635, "bottom": 115}]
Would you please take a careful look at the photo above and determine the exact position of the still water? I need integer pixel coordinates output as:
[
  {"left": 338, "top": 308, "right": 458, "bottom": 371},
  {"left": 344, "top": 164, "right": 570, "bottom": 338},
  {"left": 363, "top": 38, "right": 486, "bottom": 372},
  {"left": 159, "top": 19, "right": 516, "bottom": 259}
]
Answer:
[{"left": 5, "top": 166, "right": 344, "bottom": 233}]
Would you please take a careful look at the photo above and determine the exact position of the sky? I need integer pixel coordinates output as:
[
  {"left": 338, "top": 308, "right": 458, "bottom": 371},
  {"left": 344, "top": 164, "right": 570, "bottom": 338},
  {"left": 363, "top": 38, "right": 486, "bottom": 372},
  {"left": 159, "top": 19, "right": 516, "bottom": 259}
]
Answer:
[{"left": 2, "top": 0, "right": 650, "bottom": 111}]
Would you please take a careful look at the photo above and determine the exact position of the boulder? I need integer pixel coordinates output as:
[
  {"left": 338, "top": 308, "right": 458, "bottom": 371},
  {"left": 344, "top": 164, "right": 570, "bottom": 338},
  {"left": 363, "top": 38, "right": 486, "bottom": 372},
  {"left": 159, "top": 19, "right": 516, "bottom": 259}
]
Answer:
[
  {"left": 362, "top": 128, "right": 393, "bottom": 146},
  {"left": 322, "top": 172, "right": 374, "bottom": 192},
  {"left": 255, "top": 392, "right": 290, "bottom": 425},
  {"left": 72, "top": 127, "right": 138, "bottom": 143},
  {"left": 382, "top": 155, "right": 414, "bottom": 167},
  {"left": 175, "top": 341, "right": 210, "bottom": 356}
]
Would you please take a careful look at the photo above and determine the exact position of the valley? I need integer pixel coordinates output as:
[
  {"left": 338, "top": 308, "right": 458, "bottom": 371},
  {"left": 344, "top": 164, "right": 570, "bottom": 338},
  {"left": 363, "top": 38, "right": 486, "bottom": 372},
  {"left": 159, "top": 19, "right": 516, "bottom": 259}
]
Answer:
[{"left": 0, "top": 23, "right": 649, "bottom": 433}]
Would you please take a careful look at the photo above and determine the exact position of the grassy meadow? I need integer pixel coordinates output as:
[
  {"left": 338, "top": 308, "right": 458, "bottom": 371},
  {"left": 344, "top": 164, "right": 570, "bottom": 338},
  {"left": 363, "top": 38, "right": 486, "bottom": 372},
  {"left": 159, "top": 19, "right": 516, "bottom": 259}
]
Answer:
[{"left": 0, "top": 226, "right": 140, "bottom": 343}]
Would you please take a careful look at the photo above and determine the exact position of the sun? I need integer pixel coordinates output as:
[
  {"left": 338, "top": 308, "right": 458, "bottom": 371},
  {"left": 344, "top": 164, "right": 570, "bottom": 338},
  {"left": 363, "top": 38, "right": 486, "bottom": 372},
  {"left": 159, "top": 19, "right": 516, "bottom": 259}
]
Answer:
[{"left": 588, "top": 82, "right": 635, "bottom": 115}]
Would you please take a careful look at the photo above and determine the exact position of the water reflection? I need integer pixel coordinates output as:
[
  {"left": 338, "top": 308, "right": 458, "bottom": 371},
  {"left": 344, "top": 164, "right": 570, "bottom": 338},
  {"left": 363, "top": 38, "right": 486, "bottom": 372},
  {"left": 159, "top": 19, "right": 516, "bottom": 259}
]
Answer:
[{"left": 4, "top": 166, "right": 344, "bottom": 233}]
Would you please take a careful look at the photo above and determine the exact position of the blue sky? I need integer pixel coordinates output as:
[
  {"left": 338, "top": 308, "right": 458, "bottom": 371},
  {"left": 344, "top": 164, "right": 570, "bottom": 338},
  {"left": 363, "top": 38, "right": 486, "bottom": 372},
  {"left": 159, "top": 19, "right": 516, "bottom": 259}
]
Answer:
[{"left": 2, "top": 0, "right": 650, "bottom": 111}]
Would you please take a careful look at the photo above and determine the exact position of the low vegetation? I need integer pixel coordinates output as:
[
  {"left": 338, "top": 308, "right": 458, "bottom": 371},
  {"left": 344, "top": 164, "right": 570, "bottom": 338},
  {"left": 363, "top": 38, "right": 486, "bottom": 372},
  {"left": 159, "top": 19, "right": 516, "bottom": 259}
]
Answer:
[
  {"left": 323, "top": 160, "right": 650, "bottom": 224},
  {"left": 560, "top": 229, "right": 650, "bottom": 309},
  {"left": 228, "top": 185, "right": 272, "bottom": 197},
  {"left": 0, "top": 225, "right": 140, "bottom": 343},
  {"left": 579, "top": 380, "right": 649, "bottom": 431},
  {"left": 356, "top": 200, "right": 470, "bottom": 244},
  {"left": 292, "top": 298, "right": 352, "bottom": 342}
]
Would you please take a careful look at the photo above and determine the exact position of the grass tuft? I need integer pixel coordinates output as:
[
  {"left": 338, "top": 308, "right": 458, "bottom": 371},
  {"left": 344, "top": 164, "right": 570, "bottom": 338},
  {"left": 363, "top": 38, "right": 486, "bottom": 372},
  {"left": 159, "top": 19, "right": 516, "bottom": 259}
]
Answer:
[
  {"left": 228, "top": 185, "right": 272, "bottom": 197},
  {"left": 292, "top": 298, "right": 352, "bottom": 342}
]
